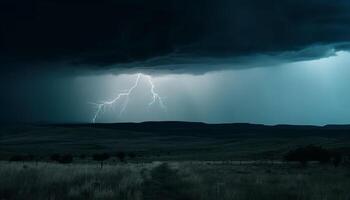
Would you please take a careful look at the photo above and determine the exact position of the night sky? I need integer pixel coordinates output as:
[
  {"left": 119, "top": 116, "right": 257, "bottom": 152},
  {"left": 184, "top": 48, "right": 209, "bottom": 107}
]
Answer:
[{"left": 1, "top": 0, "right": 350, "bottom": 124}]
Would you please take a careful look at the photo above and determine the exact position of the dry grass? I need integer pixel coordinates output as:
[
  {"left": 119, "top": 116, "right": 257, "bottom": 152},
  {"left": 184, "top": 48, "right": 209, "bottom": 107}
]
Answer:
[
  {"left": 184, "top": 163, "right": 350, "bottom": 200},
  {"left": 1, "top": 161, "right": 350, "bottom": 200},
  {"left": 0, "top": 162, "right": 147, "bottom": 200}
]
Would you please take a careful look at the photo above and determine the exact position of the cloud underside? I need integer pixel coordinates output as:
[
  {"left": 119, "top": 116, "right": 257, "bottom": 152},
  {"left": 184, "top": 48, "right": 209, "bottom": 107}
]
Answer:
[{"left": 1, "top": 0, "right": 350, "bottom": 74}]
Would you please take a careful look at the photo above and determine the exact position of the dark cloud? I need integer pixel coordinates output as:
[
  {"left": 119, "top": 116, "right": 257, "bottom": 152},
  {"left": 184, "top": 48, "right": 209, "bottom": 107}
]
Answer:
[{"left": 1, "top": 0, "right": 350, "bottom": 74}]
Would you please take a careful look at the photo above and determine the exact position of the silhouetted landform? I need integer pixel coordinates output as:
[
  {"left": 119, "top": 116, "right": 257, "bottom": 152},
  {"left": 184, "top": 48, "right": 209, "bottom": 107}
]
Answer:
[
  {"left": 58, "top": 121, "right": 350, "bottom": 137},
  {"left": 1, "top": 122, "right": 350, "bottom": 161}
]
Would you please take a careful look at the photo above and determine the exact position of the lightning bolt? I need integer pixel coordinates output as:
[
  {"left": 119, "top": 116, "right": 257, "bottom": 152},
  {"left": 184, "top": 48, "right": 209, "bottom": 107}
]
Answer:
[
  {"left": 91, "top": 73, "right": 166, "bottom": 123},
  {"left": 147, "top": 75, "right": 166, "bottom": 110}
]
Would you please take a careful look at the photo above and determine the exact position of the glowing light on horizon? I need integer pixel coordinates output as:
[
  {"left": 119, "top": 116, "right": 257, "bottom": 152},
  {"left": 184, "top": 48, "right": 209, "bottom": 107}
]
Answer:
[{"left": 90, "top": 73, "right": 166, "bottom": 123}]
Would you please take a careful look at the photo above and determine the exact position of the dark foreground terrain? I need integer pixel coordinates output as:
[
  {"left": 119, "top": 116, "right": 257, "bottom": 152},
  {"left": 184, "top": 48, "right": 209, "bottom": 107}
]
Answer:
[
  {"left": 1, "top": 122, "right": 350, "bottom": 200},
  {"left": 1, "top": 122, "right": 350, "bottom": 160},
  {"left": 1, "top": 161, "right": 350, "bottom": 200}
]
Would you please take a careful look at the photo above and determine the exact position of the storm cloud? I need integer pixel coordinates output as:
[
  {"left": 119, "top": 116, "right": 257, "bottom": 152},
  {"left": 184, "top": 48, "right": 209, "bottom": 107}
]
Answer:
[{"left": 1, "top": 0, "right": 350, "bottom": 73}]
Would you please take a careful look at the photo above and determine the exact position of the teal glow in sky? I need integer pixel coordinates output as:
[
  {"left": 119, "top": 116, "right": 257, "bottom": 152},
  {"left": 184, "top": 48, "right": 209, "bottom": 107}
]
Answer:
[
  {"left": 67, "top": 51, "right": 350, "bottom": 125},
  {"left": 2, "top": 51, "right": 350, "bottom": 125}
]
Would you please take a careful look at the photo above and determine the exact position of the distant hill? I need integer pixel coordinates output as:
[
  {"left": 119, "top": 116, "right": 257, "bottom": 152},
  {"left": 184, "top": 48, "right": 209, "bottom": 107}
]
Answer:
[
  {"left": 55, "top": 121, "right": 350, "bottom": 137},
  {"left": 1, "top": 121, "right": 350, "bottom": 160}
]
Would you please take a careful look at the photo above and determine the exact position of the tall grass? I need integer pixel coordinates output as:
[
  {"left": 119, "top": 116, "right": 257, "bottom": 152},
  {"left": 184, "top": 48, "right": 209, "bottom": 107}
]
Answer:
[
  {"left": 0, "top": 162, "right": 144, "bottom": 200},
  {"left": 185, "top": 163, "right": 350, "bottom": 200},
  {"left": 1, "top": 161, "right": 350, "bottom": 200}
]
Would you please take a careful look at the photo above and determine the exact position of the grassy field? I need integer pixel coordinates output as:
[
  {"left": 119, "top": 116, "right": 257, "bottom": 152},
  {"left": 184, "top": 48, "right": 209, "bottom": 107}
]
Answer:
[
  {"left": 1, "top": 123, "right": 350, "bottom": 161},
  {"left": 1, "top": 122, "right": 350, "bottom": 199},
  {"left": 1, "top": 161, "right": 350, "bottom": 200}
]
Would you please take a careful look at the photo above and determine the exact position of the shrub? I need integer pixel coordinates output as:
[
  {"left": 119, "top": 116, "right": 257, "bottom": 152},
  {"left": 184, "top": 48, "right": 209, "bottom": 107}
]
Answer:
[
  {"left": 50, "top": 153, "right": 73, "bottom": 164},
  {"left": 26, "top": 154, "right": 35, "bottom": 161},
  {"left": 9, "top": 155, "right": 25, "bottom": 162},
  {"left": 58, "top": 154, "right": 73, "bottom": 164},
  {"left": 116, "top": 152, "right": 126, "bottom": 162},
  {"left": 142, "top": 163, "right": 197, "bottom": 200},
  {"left": 331, "top": 152, "right": 342, "bottom": 167},
  {"left": 284, "top": 145, "right": 331, "bottom": 166},
  {"left": 50, "top": 154, "right": 61, "bottom": 162},
  {"left": 9, "top": 155, "right": 35, "bottom": 162},
  {"left": 79, "top": 154, "right": 86, "bottom": 159},
  {"left": 128, "top": 152, "right": 136, "bottom": 159},
  {"left": 93, "top": 153, "right": 110, "bottom": 168}
]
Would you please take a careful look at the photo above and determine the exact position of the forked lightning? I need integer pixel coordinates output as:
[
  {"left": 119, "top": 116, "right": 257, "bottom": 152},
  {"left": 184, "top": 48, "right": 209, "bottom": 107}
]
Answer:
[{"left": 91, "top": 73, "right": 166, "bottom": 123}]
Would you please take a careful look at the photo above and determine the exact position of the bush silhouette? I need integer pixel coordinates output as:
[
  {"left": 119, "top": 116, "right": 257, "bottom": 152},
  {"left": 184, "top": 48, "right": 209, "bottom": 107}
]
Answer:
[
  {"left": 284, "top": 145, "right": 331, "bottom": 166},
  {"left": 142, "top": 163, "right": 197, "bottom": 200},
  {"left": 128, "top": 152, "right": 136, "bottom": 159},
  {"left": 331, "top": 152, "right": 342, "bottom": 167},
  {"left": 93, "top": 153, "right": 110, "bottom": 168},
  {"left": 79, "top": 154, "right": 86, "bottom": 159},
  {"left": 9, "top": 155, "right": 35, "bottom": 163},
  {"left": 50, "top": 154, "right": 73, "bottom": 164},
  {"left": 26, "top": 154, "right": 34, "bottom": 161},
  {"left": 59, "top": 154, "right": 73, "bottom": 164},
  {"left": 9, "top": 155, "right": 25, "bottom": 162},
  {"left": 50, "top": 154, "right": 61, "bottom": 162},
  {"left": 116, "top": 152, "right": 126, "bottom": 162}
]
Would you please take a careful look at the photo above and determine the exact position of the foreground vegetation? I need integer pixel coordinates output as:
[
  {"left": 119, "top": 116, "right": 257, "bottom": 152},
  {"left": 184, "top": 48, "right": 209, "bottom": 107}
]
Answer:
[
  {"left": 2, "top": 123, "right": 350, "bottom": 161},
  {"left": 1, "top": 161, "right": 350, "bottom": 200},
  {"left": 2, "top": 123, "right": 350, "bottom": 199}
]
